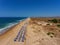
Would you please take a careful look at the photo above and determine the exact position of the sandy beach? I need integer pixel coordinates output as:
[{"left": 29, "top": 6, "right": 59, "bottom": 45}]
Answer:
[
  {"left": 0, "top": 18, "right": 30, "bottom": 45},
  {"left": 0, "top": 18, "right": 60, "bottom": 45}
]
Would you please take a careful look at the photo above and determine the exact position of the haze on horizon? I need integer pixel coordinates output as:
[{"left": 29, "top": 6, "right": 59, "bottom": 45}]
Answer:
[{"left": 0, "top": 0, "right": 60, "bottom": 17}]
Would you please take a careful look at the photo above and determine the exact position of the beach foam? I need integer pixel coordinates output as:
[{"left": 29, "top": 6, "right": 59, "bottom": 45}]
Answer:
[
  {"left": 0, "top": 18, "right": 27, "bottom": 35},
  {"left": 0, "top": 22, "right": 19, "bottom": 35}
]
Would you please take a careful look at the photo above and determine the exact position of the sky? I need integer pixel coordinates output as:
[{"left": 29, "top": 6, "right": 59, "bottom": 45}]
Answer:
[{"left": 0, "top": 0, "right": 60, "bottom": 17}]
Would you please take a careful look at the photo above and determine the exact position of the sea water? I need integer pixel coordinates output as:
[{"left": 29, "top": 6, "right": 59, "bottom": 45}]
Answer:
[{"left": 0, "top": 17, "right": 27, "bottom": 32}]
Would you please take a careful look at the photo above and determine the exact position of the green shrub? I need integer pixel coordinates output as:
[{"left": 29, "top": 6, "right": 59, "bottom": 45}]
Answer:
[
  {"left": 57, "top": 24, "right": 60, "bottom": 27},
  {"left": 52, "top": 19, "right": 58, "bottom": 23},
  {"left": 51, "top": 32, "right": 54, "bottom": 35},
  {"left": 47, "top": 32, "right": 54, "bottom": 35},
  {"left": 58, "top": 19, "right": 60, "bottom": 23},
  {"left": 47, "top": 24, "right": 50, "bottom": 25},
  {"left": 48, "top": 19, "right": 58, "bottom": 23},
  {"left": 50, "top": 36, "right": 53, "bottom": 38},
  {"left": 47, "top": 32, "right": 51, "bottom": 35},
  {"left": 47, "top": 32, "right": 54, "bottom": 38}
]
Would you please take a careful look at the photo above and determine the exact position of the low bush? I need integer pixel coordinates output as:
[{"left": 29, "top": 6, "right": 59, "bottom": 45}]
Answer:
[
  {"left": 50, "top": 36, "right": 53, "bottom": 38},
  {"left": 47, "top": 32, "right": 54, "bottom": 35},
  {"left": 48, "top": 19, "right": 58, "bottom": 23},
  {"left": 47, "top": 32, "right": 54, "bottom": 38},
  {"left": 57, "top": 24, "right": 60, "bottom": 27},
  {"left": 47, "top": 24, "right": 50, "bottom": 25},
  {"left": 47, "top": 32, "right": 51, "bottom": 35}
]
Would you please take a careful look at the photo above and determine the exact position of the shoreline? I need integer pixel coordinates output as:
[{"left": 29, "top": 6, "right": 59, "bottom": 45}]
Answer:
[
  {"left": 0, "top": 18, "right": 26, "bottom": 35},
  {"left": 0, "top": 17, "right": 60, "bottom": 45},
  {"left": 0, "top": 18, "right": 30, "bottom": 45},
  {"left": 0, "top": 23, "right": 18, "bottom": 35}
]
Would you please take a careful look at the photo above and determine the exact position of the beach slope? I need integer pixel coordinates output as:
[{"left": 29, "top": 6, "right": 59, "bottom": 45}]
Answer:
[{"left": 0, "top": 18, "right": 30, "bottom": 45}]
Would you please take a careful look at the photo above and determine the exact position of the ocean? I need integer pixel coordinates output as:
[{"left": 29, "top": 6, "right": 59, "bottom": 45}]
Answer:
[{"left": 0, "top": 17, "right": 27, "bottom": 32}]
